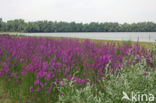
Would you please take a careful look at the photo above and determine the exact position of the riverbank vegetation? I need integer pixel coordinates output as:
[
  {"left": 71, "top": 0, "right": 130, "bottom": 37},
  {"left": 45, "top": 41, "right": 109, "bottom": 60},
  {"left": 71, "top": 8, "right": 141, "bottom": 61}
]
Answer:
[
  {"left": 0, "top": 35, "right": 155, "bottom": 103},
  {"left": 0, "top": 18, "right": 156, "bottom": 32},
  {"left": 10, "top": 34, "right": 154, "bottom": 49}
]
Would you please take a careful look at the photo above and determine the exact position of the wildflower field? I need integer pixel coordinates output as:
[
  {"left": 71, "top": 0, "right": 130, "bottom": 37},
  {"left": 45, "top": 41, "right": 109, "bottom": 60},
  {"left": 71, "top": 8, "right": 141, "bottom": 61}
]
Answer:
[{"left": 0, "top": 35, "right": 155, "bottom": 103}]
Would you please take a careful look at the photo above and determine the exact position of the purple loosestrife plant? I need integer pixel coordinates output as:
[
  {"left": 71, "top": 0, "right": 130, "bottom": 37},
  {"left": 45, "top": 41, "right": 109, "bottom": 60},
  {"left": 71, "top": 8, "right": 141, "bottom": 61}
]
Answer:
[{"left": 0, "top": 35, "right": 153, "bottom": 96}]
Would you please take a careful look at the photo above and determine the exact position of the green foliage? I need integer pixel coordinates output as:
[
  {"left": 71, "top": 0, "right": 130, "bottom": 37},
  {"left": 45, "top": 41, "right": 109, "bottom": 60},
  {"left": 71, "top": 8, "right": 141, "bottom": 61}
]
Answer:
[
  {"left": 0, "top": 18, "right": 156, "bottom": 32},
  {"left": 0, "top": 57, "right": 155, "bottom": 103},
  {"left": 57, "top": 57, "right": 156, "bottom": 103},
  {"left": 57, "top": 79, "right": 103, "bottom": 103}
]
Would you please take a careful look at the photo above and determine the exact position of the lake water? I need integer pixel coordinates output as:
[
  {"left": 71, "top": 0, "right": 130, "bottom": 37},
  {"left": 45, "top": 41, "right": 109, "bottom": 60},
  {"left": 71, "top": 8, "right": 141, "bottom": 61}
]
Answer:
[{"left": 10, "top": 32, "right": 156, "bottom": 42}]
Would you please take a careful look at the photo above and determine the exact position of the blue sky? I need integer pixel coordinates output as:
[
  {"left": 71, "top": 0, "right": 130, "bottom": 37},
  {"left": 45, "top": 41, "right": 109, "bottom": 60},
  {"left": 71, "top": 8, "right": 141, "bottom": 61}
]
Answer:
[{"left": 0, "top": 0, "right": 156, "bottom": 23}]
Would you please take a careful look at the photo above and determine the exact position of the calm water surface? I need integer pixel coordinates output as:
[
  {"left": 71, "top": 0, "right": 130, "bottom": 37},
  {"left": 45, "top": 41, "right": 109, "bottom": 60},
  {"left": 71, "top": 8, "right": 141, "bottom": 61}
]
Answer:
[{"left": 10, "top": 32, "right": 156, "bottom": 42}]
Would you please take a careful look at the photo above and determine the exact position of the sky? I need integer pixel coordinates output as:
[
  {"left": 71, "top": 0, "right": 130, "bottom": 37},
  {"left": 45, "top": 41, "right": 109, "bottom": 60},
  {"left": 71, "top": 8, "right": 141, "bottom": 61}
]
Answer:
[{"left": 0, "top": 0, "right": 156, "bottom": 23}]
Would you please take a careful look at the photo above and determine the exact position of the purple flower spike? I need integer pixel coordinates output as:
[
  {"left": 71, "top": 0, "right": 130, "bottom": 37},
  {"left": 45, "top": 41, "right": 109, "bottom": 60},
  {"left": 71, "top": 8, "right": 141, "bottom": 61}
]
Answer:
[
  {"left": 30, "top": 86, "right": 33, "bottom": 93},
  {"left": 34, "top": 80, "right": 39, "bottom": 85}
]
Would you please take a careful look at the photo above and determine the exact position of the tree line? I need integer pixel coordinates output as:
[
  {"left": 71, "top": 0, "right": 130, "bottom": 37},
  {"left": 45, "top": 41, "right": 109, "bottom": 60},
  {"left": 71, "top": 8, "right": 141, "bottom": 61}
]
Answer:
[{"left": 0, "top": 18, "right": 156, "bottom": 32}]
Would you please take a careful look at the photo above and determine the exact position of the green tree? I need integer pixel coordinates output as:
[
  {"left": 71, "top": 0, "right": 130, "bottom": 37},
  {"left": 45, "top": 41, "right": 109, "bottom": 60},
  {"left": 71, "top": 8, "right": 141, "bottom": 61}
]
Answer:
[{"left": 0, "top": 18, "right": 156, "bottom": 32}]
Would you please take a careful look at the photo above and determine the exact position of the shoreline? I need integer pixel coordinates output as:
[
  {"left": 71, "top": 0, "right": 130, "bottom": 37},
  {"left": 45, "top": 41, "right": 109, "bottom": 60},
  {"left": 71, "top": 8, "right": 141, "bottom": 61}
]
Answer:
[{"left": 0, "top": 33, "right": 154, "bottom": 49}]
